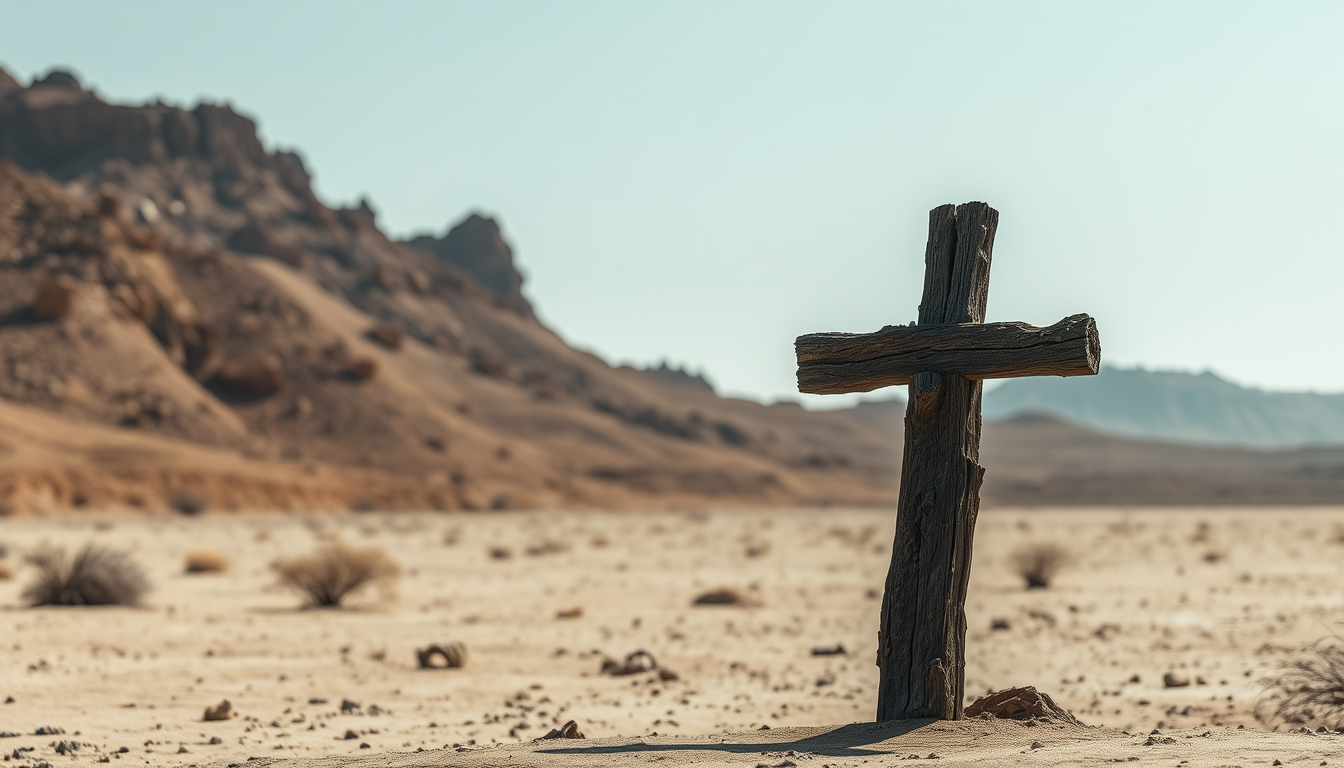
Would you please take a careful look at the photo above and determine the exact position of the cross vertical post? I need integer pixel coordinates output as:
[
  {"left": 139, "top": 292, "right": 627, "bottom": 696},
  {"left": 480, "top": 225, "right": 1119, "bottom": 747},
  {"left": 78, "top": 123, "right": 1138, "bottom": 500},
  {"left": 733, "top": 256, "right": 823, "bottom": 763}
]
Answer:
[{"left": 794, "top": 201, "right": 1101, "bottom": 721}]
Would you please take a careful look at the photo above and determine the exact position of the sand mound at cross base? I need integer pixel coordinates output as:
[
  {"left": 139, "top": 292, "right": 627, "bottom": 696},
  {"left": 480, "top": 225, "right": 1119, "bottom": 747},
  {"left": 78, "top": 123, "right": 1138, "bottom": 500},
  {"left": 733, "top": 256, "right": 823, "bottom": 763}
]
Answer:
[{"left": 244, "top": 720, "right": 1339, "bottom": 768}]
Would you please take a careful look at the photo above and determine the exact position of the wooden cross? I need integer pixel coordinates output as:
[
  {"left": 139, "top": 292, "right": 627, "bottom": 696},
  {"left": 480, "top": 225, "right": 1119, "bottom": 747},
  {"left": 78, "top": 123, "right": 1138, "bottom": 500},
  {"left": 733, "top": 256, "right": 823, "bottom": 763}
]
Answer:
[{"left": 794, "top": 202, "right": 1101, "bottom": 721}]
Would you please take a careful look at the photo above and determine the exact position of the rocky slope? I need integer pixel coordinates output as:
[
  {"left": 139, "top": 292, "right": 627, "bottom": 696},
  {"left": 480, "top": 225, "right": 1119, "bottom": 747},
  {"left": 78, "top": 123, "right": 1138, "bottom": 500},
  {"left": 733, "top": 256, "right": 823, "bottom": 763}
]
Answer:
[{"left": 0, "top": 68, "right": 899, "bottom": 514}]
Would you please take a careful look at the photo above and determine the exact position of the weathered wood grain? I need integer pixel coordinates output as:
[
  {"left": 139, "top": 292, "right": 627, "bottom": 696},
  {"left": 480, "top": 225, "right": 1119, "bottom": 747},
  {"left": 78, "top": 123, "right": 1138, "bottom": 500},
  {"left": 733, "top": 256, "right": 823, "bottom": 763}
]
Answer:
[
  {"left": 795, "top": 314, "right": 1100, "bottom": 395},
  {"left": 796, "top": 201, "right": 1101, "bottom": 723}
]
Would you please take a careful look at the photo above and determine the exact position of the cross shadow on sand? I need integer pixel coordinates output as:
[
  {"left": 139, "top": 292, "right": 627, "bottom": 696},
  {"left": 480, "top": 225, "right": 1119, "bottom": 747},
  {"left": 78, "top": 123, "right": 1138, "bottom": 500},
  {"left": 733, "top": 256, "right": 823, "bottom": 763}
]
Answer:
[{"left": 537, "top": 720, "right": 935, "bottom": 758}]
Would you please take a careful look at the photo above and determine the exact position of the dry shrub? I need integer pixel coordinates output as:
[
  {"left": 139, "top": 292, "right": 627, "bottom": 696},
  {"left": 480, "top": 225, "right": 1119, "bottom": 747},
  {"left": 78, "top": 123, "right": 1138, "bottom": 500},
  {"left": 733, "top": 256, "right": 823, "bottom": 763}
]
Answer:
[
  {"left": 272, "top": 541, "right": 399, "bottom": 607},
  {"left": 1257, "top": 641, "right": 1344, "bottom": 731},
  {"left": 184, "top": 548, "right": 230, "bottom": 574},
  {"left": 22, "top": 544, "right": 150, "bottom": 606},
  {"left": 1008, "top": 542, "right": 1071, "bottom": 589}
]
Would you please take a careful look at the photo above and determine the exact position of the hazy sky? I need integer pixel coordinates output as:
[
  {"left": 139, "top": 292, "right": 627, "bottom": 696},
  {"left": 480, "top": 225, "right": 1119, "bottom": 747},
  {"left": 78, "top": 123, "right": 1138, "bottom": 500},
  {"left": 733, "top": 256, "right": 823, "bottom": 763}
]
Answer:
[{"left": 2, "top": 1, "right": 1341, "bottom": 405}]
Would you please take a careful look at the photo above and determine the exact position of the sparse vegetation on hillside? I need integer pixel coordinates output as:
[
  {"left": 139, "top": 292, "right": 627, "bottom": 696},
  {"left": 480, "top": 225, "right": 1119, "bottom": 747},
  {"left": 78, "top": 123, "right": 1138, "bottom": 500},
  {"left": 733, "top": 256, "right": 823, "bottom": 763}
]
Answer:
[
  {"left": 22, "top": 544, "right": 150, "bottom": 606},
  {"left": 272, "top": 541, "right": 399, "bottom": 608}
]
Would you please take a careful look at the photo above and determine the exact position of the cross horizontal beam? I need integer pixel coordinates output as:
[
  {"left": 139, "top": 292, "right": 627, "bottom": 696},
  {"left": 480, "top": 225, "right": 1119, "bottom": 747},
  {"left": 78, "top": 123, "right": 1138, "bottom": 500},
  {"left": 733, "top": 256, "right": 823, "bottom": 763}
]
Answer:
[{"left": 795, "top": 313, "right": 1100, "bottom": 395}]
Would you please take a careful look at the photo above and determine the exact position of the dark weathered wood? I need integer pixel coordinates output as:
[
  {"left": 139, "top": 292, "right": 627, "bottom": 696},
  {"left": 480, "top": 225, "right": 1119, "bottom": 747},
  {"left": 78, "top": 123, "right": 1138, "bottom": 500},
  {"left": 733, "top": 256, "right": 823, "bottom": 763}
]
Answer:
[
  {"left": 872, "top": 201, "right": 1000, "bottom": 722},
  {"left": 795, "top": 314, "right": 1100, "bottom": 395},
  {"left": 795, "top": 201, "right": 1101, "bottom": 723}
]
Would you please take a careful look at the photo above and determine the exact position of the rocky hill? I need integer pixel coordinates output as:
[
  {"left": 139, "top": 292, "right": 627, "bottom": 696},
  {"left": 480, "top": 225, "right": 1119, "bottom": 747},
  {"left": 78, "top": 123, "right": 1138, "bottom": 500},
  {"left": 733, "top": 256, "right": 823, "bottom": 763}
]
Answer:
[
  {"left": 0, "top": 68, "right": 900, "bottom": 514},
  {"left": 983, "top": 366, "right": 1344, "bottom": 448}
]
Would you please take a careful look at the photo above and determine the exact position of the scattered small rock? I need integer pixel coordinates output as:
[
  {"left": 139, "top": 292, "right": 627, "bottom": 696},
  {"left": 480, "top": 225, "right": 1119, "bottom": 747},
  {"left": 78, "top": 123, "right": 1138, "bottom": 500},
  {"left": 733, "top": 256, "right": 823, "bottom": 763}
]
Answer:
[
  {"left": 602, "top": 650, "right": 661, "bottom": 677},
  {"left": 308, "top": 698, "right": 327, "bottom": 705},
  {"left": 692, "top": 587, "right": 756, "bottom": 607},
  {"left": 990, "top": 618, "right": 1011, "bottom": 631},
  {"left": 1163, "top": 672, "right": 1190, "bottom": 688},
  {"left": 525, "top": 540, "right": 570, "bottom": 557},
  {"left": 556, "top": 607, "right": 583, "bottom": 619},
  {"left": 34, "top": 726, "right": 64, "bottom": 736},
  {"left": 208, "top": 736, "right": 222, "bottom": 745},
  {"left": 203, "top": 700, "right": 232, "bottom": 721},
  {"left": 811, "top": 644, "right": 846, "bottom": 656},
  {"left": 417, "top": 642, "right": 467, "bottom": 669},
  {"left": 53, "top": 741, "right": 79, "bottom": 755},
  {"left": 340, "top": 699, "right": 361, "bottom": 713},
  {"left": 342, "top": 730, "right": 359, "bottom": 740}
]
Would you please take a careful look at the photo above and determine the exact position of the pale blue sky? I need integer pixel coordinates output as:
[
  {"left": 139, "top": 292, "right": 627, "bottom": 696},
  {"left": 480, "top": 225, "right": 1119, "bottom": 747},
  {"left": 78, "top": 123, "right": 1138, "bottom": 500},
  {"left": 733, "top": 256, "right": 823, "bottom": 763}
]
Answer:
[{"left": 2, "top": 1, "right": 1341, "bottom": 404}]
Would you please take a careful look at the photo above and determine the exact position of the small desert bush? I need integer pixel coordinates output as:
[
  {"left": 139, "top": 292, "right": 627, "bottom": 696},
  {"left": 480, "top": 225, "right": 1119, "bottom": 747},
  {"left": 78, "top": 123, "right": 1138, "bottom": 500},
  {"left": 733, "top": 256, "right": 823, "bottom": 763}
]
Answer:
[
  {"left": 272, "top": 541, "right": 400, "bottom": 607},
  {"left": 22, "top": 544, "right": 150, "bottom": 606},
  {"left": 1257, "top": 641, "right": 1344, "bottom": 731},
  {"left": 1008, "top": 541, "right": 1071, "bottom": 589},
  {"left": 184, "top": 548, "right": 230, "bottom": 574}
]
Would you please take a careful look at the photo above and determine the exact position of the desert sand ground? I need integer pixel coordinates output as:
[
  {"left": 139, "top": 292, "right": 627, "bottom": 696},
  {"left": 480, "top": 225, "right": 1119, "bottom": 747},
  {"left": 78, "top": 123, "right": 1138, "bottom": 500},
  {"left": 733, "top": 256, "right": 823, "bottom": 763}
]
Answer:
[{"left": 3, "top": 506, "right": 1344, "bottom": 767}]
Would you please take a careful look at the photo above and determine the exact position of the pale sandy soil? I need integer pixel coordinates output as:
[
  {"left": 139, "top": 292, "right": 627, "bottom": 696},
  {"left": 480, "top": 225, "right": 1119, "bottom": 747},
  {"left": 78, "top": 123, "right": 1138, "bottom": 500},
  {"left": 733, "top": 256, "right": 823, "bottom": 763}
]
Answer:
[{"left": 2, "top": 506, "right": 1344, "bottom": 767}]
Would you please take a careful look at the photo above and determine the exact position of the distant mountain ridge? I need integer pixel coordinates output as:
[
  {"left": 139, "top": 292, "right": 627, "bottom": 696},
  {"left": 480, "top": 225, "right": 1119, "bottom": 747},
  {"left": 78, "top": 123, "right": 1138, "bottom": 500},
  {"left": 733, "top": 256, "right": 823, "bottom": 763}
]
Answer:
[{"left": 982, "top": 366, "right": 1344, "bottom": 448}]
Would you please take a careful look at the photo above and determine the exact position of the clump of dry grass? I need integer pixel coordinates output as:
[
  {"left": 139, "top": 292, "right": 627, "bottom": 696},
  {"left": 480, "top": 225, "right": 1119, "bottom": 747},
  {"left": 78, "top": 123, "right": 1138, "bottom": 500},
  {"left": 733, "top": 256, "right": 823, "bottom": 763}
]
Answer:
[
  {"left": 1257, "top": 641, "right": 1344, "bottom": 731},
  {"left": 272, "top": 541, "right": 400, "bottom": 608},
  {"left": 22, "top": 544, "right": 150, "bottom": 606},
  {"left": 1008, "top": 542, "right": 1071, "bottom": 589},
  {"left": 184, "top": 548, "right": 230, "bottom": 574}
]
